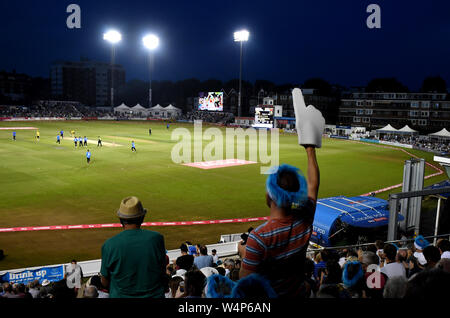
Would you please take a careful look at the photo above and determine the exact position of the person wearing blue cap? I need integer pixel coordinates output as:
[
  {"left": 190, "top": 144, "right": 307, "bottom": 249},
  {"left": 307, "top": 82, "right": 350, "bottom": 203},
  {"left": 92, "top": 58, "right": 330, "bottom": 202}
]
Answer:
[
  {"left": 231, "top": 274, "right": 277, "bottom": 298},
  {"left": 239, "top": 145, "right": 320, "bottom": 298},
  {"left": 413, "top": 235, "right": 430, "bottom": 267}
]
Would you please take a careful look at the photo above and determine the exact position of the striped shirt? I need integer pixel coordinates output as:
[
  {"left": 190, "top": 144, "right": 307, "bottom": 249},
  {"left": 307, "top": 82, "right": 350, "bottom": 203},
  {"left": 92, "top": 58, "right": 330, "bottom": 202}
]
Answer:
[{"left": 242, "top": 198, "right": 316, "bottom": 297}]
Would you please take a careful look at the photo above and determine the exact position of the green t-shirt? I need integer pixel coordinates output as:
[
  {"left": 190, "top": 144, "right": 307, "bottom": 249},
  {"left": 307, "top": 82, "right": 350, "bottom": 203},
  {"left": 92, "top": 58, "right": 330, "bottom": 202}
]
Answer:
[{"left": 100, "top": 229, "right": 166, "bottom": 298}]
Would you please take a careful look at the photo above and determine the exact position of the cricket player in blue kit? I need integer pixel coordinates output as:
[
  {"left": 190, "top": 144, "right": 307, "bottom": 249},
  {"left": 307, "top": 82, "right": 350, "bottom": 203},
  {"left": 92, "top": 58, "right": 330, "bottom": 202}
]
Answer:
[
  {"left": 86, "top": 149, "right": 91, "bottom": 164},
  {"left": 131, "top": 141, "right": 136, "bottom": 152}
]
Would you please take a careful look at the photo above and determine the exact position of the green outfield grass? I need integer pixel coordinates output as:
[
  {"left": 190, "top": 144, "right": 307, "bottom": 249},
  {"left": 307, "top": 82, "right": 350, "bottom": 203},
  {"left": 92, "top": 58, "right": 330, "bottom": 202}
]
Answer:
[{"left": 0, "top": 120, "right": 447, "bottom": 269}]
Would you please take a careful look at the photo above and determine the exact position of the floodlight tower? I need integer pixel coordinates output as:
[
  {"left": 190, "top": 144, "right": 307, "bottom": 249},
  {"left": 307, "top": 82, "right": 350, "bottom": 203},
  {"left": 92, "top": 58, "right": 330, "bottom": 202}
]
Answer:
[
  {"left": 103, "top": 30, "right": 122, "bottom": 112},
  {"left": 142, "top": 34, "right": 159, "bottom": 108},
  {"left": 234, "top": 29, "right": 249, "bottom": 118}
]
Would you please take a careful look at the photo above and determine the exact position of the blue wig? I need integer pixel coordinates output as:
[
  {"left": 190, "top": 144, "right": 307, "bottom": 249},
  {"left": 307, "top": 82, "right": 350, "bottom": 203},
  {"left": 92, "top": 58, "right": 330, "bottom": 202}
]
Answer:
[
  {"left": 231, "top": 274, "right": 278, "bottom": 298},
  {"left": 205, "top": 274, "right": 236, "bottom": 298},
  {"left": 414, "top": 235, "right": 430, "bottom": 250},
  {"left": 266, "top": 164, "right": 308, "bottom": 209},
  {"left": 342, "top": 261, "right": 364, "bottom": 288}
]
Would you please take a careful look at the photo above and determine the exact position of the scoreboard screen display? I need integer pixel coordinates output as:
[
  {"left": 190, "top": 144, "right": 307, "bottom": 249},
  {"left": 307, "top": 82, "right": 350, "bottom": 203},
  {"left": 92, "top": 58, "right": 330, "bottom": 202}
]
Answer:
[
  {"left": 253, "top": 107, "right": 274, "bottom": 128},
  {"left": 198, "top": 92, "right": 223, "bottom": 111}
]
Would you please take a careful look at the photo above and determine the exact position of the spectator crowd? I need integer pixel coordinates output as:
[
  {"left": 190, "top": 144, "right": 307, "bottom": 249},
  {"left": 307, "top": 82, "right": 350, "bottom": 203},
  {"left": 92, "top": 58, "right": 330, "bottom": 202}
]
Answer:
[
  {"left": 0, "top": 103, "right": 113, "bottom": 119},
  {"left": 180, "top": 111, "right": 234, "bottom": 124},
  {"left": 2, "top": 235, "right": 449, "bottom": 299},
  {"left": 380, "top": 135, "right": 449, "bottom": 154}
]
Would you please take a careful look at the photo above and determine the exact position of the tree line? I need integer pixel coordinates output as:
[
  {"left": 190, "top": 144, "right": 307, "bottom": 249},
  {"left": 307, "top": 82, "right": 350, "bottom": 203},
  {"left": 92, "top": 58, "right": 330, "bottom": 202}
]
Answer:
[{"left": 0, "top": 70, "right": 447, "bottom": 107}]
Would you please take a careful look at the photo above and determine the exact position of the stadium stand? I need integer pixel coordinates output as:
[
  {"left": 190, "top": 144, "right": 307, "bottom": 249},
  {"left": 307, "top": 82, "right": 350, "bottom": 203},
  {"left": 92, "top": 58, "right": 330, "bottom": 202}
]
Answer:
[
  {"left": 380, "top": 135, "right": 450, "bottom": 154},
  {"left": 2, "top": 236, "right": 450, "bottom": 298},
  {"left": 179, "top": 111, "right": 234, "bottom": 124}
]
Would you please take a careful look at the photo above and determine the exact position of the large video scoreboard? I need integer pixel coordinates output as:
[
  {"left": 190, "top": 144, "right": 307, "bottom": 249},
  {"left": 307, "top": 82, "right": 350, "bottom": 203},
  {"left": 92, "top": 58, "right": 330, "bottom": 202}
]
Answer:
[{"left": 253, "top": 107, "right": 274, "bottom": 128}]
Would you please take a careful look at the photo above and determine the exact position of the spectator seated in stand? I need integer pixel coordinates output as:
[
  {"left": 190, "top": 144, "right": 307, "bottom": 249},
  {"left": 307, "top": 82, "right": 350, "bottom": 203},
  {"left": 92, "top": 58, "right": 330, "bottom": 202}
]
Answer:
[
  {"left": 404, "top": 268, "right": 450, "bottom": 299},
  {"left": 423, "top": 245, "right": 441, "bottom": 269},
  {"left": 205, "top": 274, "right": 236, "bottom": 298},
  {"left": 194, "top": 245, "right": 214, "bottom": 269},
  {"left": 437, "top": 239, "right": 450, "bottom": 259},
  {"left": 182, "top": 269, "right": 206, "bottom": 298},
  {"left": 231, "top": 274, "right": 277, "bottom": 298},
  {"left": 383, "top": 276, "right": 407, "bottom": 298},
  {"left": 381, "top": 243, "right": 406, "bottom": 279},
  {"left": 176, "top": 242, "right": 195, "bottom": 271},
  {"left": 167, "top": 276, "right": 184, "bottom": 298},
  {"left": 341, "top": 261, "right": 365, "bottom": 298}
]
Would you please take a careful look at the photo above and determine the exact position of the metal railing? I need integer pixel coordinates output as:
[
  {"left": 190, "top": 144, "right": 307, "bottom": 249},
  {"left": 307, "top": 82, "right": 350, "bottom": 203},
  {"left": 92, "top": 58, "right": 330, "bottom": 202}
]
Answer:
[
  {"left": 307, "top": 233, "right": 450, "bottom": 253},
  {"left": 388, "top": 186, "right": 450, "bottom": 241}
]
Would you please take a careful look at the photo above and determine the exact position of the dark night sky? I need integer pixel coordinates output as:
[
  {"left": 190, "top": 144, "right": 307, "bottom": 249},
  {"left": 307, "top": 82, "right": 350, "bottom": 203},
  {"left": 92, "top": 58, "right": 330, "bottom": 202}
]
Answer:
[{"left": 1, "top": 0, "right": 450, "bottom": 90}]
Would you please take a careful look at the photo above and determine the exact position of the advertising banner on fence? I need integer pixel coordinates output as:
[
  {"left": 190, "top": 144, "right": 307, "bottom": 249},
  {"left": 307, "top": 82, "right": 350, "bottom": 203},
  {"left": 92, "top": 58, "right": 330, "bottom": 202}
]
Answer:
[
  {"left": 0, "top": 265, "right": 64, "bottom": 284},
  {"left": 330, "top": 135, "right": 349, "bottom": 140},
  {"left": 360, "top": 138, "right": 380, "bottom": 144},
  {"left": 0, "top": 117, "right": 66, "bottom": 121},
  {"left": 379, "top": 140, "right": 413, "bottom": 149}
]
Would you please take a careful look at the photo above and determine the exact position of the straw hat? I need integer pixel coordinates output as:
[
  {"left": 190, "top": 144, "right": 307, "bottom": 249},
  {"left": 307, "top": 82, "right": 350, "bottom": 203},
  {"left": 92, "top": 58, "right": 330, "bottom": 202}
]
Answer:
[{"left": 117, "top": 196, "right": 147, "bottom": 219}]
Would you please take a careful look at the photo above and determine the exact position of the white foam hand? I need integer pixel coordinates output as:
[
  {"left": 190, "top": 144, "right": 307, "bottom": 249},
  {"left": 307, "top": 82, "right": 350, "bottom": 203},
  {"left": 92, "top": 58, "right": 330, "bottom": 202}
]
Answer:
[{"left": 292, "top": 88, "right": 325, "bottom": 148}]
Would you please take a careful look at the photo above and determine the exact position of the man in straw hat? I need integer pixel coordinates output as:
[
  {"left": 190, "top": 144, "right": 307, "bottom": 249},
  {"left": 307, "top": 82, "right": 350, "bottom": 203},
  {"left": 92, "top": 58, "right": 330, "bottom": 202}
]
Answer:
[{"left": 100, "top": 196, "right": 167, "bottom": 298}]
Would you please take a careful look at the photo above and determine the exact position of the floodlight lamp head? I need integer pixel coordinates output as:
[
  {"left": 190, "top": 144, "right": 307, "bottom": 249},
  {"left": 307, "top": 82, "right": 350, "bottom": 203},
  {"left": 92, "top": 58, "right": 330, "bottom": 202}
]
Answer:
[
  {"left": 143, "top": 34, "right": 159, "bottom": 50},
  {"left": 103, "top": 30, "right": 122, "bottom": 44},
  {"left": 234, "top": 30, "right": 249, "bottom": 42}
]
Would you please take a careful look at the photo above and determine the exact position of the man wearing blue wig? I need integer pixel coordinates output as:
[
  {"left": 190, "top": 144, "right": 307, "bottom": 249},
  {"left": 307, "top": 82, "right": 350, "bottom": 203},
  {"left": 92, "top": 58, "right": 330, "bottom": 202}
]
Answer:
[{"left": 239, "top": 88, "right": 324, "bottom": 298}]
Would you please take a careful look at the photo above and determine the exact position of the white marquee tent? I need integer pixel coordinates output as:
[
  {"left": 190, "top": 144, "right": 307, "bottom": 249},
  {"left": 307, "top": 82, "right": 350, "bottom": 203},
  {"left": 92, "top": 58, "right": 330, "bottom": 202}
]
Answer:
[
  {"left": 114, "top": 103, "right": 131, "bottom": 114},
  {"left": 149, "top": 104, "right": 164, "bottom": 117},
  {"left": 398, "top": 125, "right": 418, "bottom": 134},
  {"left": 164, "top": 104, "right": 182, "bottom": 118},
  {"left": 429, "top": 128, "right": 450, "bottom": 139},
  {"left": 376, "top": 124, "right": 398, "bottom": 133},
  {"left": 131, "top": 104, "right": 148, "bottom": 116}
]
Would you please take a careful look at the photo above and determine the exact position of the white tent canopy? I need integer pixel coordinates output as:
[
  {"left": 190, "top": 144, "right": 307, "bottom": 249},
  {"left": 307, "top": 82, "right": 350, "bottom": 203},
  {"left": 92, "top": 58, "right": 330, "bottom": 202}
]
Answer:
[
  {"left": 429, "top": 128, "right": 450, "bottom": 138},
  {"left": 131, "top": 104, "right": 147, "bottom": 111},
  {"left": 398, "top": 125, "right": 418, "bottom": 134},
  {"left": 149, "top": 104, "right": 164, "bottom": 110},
  {"left": 376, "top": 124, "right": 398, "bottom": 132},
  {"left": 164, "top": 104, "right": 181, "bottom": 111},
  {"left": 114, "top": 103, "right": 131, "bottom": 113},
  {"left": 164, "top": 104, "right": 182, "bottom": 118},
  {"left": 148, "top": 104, "right": 166, "bottom": 118}
]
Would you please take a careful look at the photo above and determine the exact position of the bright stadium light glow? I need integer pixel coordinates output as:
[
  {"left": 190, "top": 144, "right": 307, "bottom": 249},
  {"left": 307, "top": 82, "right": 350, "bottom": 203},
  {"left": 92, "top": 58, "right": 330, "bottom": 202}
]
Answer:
[
  {"left": 234, "top": 30, "right": 249, "bottom": 42},
  {"left": 142, "top": 34, "right": 159, "bottom": 50},
  {"left": 103, "top": 30, "right": 122, "bottom": 44}
]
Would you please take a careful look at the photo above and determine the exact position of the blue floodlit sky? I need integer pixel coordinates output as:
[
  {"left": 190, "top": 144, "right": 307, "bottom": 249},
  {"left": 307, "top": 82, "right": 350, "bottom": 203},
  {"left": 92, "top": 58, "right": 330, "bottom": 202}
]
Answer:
[{"left": 1, "top": 0, "right": 450, "bottom": 90}]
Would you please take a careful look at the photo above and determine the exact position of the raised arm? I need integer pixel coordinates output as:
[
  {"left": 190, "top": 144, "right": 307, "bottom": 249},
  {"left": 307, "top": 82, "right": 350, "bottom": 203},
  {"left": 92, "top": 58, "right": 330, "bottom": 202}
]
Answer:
[
  {"left": 305, "top": 146, "right": 319, "bottom": 202},
  {"left": 292, "top": 87, "right": 323, "bottom": 201}
]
